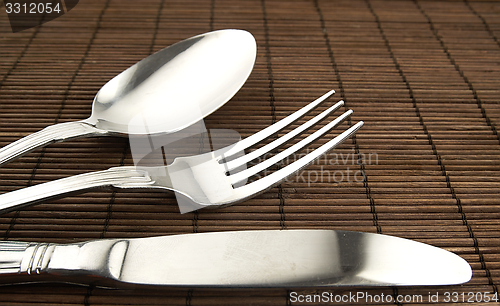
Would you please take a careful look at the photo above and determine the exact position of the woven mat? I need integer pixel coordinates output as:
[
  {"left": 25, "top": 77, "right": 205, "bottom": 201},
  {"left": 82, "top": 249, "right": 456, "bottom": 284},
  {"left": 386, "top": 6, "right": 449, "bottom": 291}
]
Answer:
[{"left": 0, "top": 0, "right": 499, "bottom": 305}]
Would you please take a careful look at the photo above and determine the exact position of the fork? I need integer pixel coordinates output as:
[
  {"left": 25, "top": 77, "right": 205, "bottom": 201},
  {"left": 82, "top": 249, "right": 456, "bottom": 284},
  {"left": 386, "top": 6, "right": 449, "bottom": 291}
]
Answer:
[{"left": 0, "top": 90, "right": 363, "bottom": 214}]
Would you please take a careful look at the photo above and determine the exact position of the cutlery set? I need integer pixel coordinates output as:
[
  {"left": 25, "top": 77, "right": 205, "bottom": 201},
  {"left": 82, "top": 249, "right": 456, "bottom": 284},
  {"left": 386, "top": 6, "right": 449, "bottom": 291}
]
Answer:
[{"left": 0, "top": 30, "right": 472, "bottom": 288}]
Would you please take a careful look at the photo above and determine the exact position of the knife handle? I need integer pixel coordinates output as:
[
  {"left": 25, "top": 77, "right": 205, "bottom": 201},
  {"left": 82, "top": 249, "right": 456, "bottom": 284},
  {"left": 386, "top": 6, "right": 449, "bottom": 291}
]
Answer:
[
  {"left": 0, "top": 239, "right": 129, "bottom": 286},
  {"left": 0, "top": 241, "right": 54, "bottom": 276}
]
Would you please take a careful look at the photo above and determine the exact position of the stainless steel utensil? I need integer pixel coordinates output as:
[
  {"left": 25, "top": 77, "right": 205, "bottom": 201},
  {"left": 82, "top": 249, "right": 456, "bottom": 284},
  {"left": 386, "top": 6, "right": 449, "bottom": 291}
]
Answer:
[
  {"left": 0, "top": 229, "right": 472, "bottom": 287},
  {"left": 0, "top": 29, "right": 256, "bottom": 167},
  {"left": 0, "top": 90, "right": 363, "bottom": 214}
]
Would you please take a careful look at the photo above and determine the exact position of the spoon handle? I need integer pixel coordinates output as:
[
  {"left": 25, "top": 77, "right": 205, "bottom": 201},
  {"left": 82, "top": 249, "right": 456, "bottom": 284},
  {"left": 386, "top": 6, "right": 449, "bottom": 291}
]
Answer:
[
  {"left": 0, "top": 121, "right": 106, "bottom": 167},
  {"left": 0, "top": 166, "right": 153, "bottom": 215}
]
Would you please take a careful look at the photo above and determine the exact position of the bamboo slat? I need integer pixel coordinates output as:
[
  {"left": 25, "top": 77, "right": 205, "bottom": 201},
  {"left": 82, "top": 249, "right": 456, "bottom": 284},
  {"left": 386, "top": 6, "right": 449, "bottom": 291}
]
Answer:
[{"left": 0, "top": 0, "right": 499, "bottom": 305}]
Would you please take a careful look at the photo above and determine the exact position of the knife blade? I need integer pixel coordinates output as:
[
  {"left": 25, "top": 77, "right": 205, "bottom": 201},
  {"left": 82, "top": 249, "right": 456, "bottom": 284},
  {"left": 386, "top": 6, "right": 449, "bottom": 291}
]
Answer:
[{"left": 0, "top": 230, "right": 471, "bottom": 287}]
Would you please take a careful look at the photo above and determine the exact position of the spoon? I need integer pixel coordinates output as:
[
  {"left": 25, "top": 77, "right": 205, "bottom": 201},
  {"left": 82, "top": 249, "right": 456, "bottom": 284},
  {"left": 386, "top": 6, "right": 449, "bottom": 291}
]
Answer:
[{"left": 0, "top": 29, "right": 257, "bottom": 167}]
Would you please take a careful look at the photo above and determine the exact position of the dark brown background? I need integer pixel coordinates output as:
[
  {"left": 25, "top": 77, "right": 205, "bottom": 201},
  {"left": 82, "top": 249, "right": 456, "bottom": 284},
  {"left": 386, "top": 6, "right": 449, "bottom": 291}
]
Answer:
[{"left": 0, "top": 0, "right": 499, "bottom": 305}]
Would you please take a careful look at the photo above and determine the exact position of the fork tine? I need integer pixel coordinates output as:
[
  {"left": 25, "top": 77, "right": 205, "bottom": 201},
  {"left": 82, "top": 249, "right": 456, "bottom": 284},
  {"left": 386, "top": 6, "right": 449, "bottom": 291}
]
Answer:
[
  {"left": 228, "top": 109, "right": 356, "bottom": 186},
  {"left": 238, "top": 121, "right": 364, "bottom": 190},
  {"left": 222, "top": 90, "right": 336, "bottom": 158},
  {"left": 223, "top": 100, "right": 345, "bottom": 172}
]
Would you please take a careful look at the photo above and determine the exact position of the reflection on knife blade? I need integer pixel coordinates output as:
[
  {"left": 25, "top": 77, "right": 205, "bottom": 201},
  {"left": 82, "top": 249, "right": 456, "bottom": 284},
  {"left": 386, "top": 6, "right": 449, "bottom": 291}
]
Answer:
[{"left": 0, "top": 230, "right": 471, "bottom": 287}]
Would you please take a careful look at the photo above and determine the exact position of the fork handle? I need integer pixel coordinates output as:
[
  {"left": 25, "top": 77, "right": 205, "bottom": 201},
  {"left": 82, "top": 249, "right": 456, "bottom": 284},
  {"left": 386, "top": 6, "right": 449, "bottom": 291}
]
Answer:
[
  {"left": 0, "top": 166, "right": 153, "bottom": 215},
  {"left": 0, "top": 121, "right": 106, "bottom": 167}
]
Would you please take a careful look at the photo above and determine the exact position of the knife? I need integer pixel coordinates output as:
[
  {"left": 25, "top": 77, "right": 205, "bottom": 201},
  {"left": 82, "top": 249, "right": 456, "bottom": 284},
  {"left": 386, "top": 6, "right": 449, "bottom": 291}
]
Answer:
[{"left": 0, "top": 230, "right": 471, "bottom": 287}]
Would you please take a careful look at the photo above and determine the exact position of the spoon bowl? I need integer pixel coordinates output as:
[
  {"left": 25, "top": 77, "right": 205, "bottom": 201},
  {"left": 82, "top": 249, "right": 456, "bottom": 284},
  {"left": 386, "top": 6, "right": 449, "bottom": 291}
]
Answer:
[{"left": 0, "top": 29, "right": 257, "bottom": 166}]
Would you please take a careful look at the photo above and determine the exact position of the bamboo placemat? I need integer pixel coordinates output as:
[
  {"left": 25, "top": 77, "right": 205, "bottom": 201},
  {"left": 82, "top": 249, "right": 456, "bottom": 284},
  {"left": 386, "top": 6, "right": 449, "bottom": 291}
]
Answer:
[{"left": 0, "top": 0, "right": 499, "bottom": 305}]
